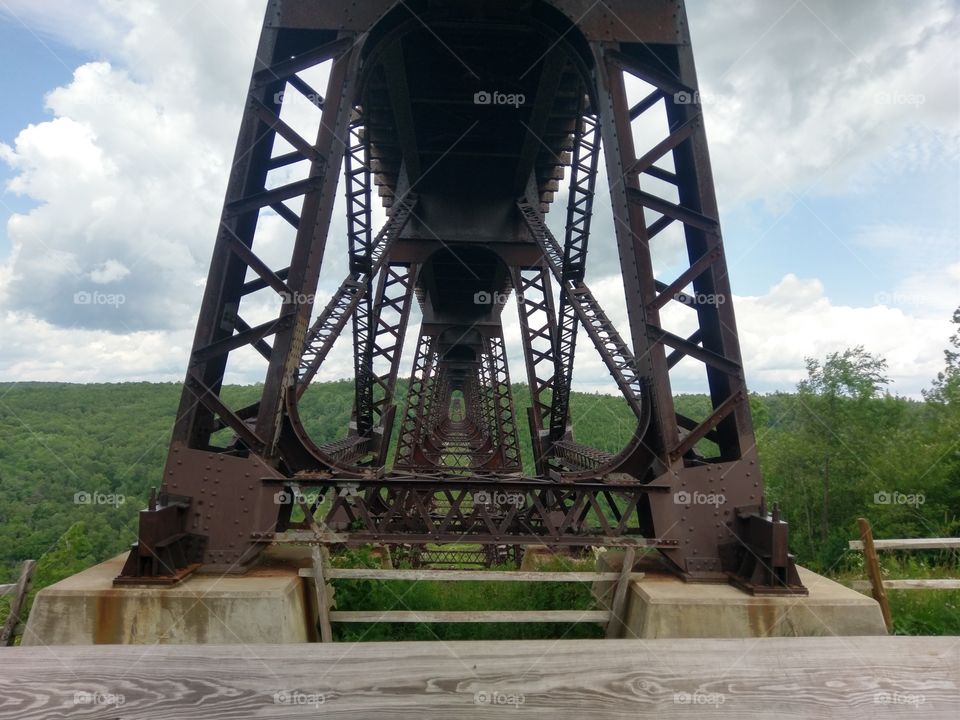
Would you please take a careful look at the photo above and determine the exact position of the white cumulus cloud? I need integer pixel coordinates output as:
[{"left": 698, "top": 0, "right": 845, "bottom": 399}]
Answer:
[
  {"left": 89, "top": 259, "right": 130, "bottom": 284},
  {"left": 0, "top": 0, "right": 955, "bottom": 400}
]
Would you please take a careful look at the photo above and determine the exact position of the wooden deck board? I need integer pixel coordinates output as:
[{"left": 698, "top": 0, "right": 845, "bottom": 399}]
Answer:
[{"left": 0, "top": 637, "right": 957, "bottom": 718}]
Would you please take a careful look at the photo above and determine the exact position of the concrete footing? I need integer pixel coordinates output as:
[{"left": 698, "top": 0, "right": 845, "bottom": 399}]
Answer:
[
  {"left": 24, "top": 551, "right": 886, "bottom": 645},
  {"left": 23, "top": 554, "right": 314, "bottom": 646},
  {"left": 618, "top": 566, "right": 887, "bottom": 638}
]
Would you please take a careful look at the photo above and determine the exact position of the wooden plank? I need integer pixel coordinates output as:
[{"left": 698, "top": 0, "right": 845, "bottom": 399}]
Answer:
[
  {"left": 849, "top": 538, "right": 960, "bottom": 551},
  {"left": 605, "top": 547, "right": 636, "bottom": 639},
  {"left": 300, "top": 568, "right": 645, "bottom": 583},
  {"left": 1, "top": 560, "right": 35, "bottom": 646},
  {"left": 858, "top": 518, "right": 893, "bottom": 633},
  {"left": 310, "top": 547, "right": 333, "bottom": 643},
  {"left": 329, "top": 610, "right": 611, "bottom": 623},
  {"left": 0, "top": 637, "right": 956, "bottom": 718},
  {"left": 854, "top": 579, "right": 960, "bottom": 591},
  {"left": 883, "top": 579, "right": 960, "bottom": 590}
]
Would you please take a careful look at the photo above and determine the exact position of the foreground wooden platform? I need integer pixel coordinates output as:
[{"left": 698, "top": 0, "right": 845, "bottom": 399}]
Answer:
[{"left": 0, "top": 637, "right": 957, "bottom": 718}]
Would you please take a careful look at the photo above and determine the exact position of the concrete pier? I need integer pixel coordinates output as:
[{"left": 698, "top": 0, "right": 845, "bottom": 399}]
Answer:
[
  {"left": 24, "top": 552, "right": 885, "bottom": 645},
  {"left": 618, "top": 566, "right": 887, "bottom": 638},
  {"left": 23, "top": 554, "right": 314, "bottom": 646}
]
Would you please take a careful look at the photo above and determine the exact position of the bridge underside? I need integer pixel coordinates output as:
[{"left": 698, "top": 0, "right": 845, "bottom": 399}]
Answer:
[{"left": 119, "top": 0, "right": 804, "bottom": 595}]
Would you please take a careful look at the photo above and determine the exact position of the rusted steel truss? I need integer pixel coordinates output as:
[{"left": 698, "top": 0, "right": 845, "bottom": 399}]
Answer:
[
  {"left": 120, "top": 0, "right": 805, "bottom": 595},
  {"left": 297, "top": 192, "right": 418, "bottom": 394},
  {"left": 551, "top": 111, "right": 601, "bottom": 444},
  {"left": 391, "top": 544, "right": 521, "bottom": 569},
  {"left": 263, "top": 476, "right": 669, "bottom": 549}
]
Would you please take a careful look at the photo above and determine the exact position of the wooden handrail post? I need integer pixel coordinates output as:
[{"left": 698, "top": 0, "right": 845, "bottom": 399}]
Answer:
[
  {"left": 605, "top": 548, "right": 636, "bottom": 639},
  {"left": 858, "top": 518, "right": 892, "bottom": 633},
  {"left": 311, "top": 546, "right": 334, "bottom": 643},
  {"left": 1, "top": 560, "right": 36, "bottom": 646}
]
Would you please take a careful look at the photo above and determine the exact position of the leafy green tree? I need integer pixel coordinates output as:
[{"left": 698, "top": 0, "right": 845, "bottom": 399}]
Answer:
[
  {"left": 924, "top": 306, "right": 960, "bottom": 405},
  {"left": 916, "top": 306, "right": 960, "bottom": 537},
  {"left": 33, "top": 521, "right": 97, "bottom": 590},
  {"left": 798, "top": 345, "right": 890, "bottom": 399},
  {"left": 764, "top": 347, "right": 895, "bottom": 567}
]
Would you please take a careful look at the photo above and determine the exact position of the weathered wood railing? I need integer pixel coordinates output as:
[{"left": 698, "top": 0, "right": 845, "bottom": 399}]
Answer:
[
  {"left": 301, "top": 547, "right": 641, "bottom": 639},
  {"left": 1, "top": 637, "right": 956, "bottom": 718},
  {"left": 850, "top": 518, "right": 959, "bottom": 632}
]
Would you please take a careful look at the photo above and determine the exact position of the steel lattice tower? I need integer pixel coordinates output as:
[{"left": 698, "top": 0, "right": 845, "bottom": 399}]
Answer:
[{"left": 119, "top": 0, "right": 805, "bottom": 595}]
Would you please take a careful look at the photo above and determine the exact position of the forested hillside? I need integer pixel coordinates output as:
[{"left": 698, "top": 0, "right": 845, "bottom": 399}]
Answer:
[
  {"left": 1, "top": 312, "right": 958, "bottom": 634},
  {"left": 0, "top": 379, "right": 736, "bottom": 584}
]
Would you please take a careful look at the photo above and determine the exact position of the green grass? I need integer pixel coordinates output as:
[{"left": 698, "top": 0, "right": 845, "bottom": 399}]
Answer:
[{"left": 834, "top": 555, "right": 959, "bottom": 635}]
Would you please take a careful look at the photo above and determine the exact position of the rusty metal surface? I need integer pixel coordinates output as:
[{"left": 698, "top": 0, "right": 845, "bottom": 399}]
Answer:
[
  {"left": 269, "top": 0, "right": 396, "bottom": 31},
  {"left": 270, "top": 0, "right": 686, "bottom": 44},
  {"left": 262, "top": 474, "right": 672, "bottom": 548},
  {"left": 390, "top": 544, "right": 522, "bottom": 569},
  {"left": 552, "top": 0, "right": 684, "bottom": 43},
  {"left": 119, "top": 0, "right": 804, "bottom": 595}
]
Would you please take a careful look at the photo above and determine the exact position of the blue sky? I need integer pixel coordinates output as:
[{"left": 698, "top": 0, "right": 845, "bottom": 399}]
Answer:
[
  {"left": 723, "top": 156, "right": 959, "bottom": 306},
  {"left": 0, "top": 17, "right": 953, "bottom": 307},
  {"left": 0, "top": 0, "right": 956, "bottom": 396},
  {"left": 0, "top": 20, "right": 95, "bottom": 253}
]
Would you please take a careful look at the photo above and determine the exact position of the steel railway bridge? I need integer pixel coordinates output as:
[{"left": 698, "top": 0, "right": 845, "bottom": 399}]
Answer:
[{"left": 119, "top": 0, "right": 804, "bottom": 595}]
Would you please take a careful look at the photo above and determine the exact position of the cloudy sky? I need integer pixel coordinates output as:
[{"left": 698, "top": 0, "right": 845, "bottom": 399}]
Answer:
[{"left": 0, "top": 0, "right": 957, "bottom": 399}]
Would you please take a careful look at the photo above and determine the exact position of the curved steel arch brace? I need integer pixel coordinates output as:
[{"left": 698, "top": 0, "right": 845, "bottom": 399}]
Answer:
[{"left": 518, "top": 201, "right": 657, "bottom": 483}]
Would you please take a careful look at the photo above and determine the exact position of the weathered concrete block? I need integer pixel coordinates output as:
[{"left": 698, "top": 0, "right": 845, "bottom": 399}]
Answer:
[
  {"left": 620, "top": 566, "right": 887, "bottom": 639},
  {"left": 23, "top": 554, "right": 313, "bottom": 645}
]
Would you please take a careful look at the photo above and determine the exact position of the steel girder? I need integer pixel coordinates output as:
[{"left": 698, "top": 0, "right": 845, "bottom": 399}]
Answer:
[
  {"left": 550, "top": 111, "right": 602, "bottom": 444},
  {"left": 366, "top": 262, "right": 418, "bottom": 464},
  {"left": 391, "top": 545, "right": 521, "bottom": 569},
  {"left": 520, "top": 201, "right": 650, "bottom": 428},
  {"left": 393, "top": 332, "right": 437, "bottom": 470},
  {"left": 482, "top": 336, "right": 524, "bottom": 472},
  {"left": 582, "top": 38, "right": 802, "bottom": 589},
  {"left": 119, "top": 29, "right": 368, "bottom": 578},
  {"left": 345, "top": 113, "right": 376, "bottom": 439},
  {"left": 266, "top": 476, "right": 666, "bottom": 548},
  {"left": 297, "top": 192, "right": 418, "bottom": 394},
  {"left": 513, "top": 264, "right": 560, "bottom": 475}
]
